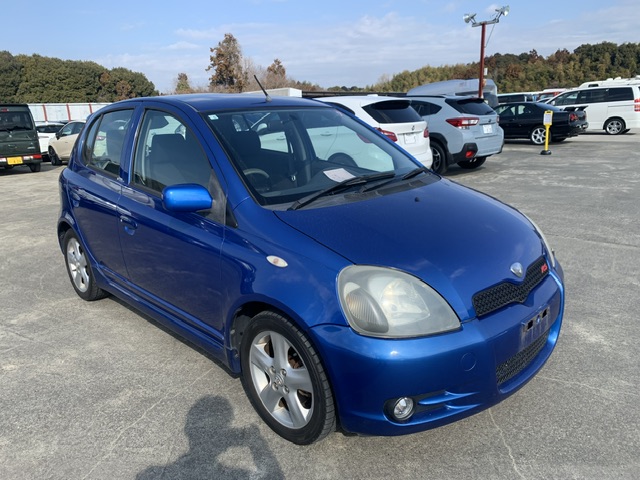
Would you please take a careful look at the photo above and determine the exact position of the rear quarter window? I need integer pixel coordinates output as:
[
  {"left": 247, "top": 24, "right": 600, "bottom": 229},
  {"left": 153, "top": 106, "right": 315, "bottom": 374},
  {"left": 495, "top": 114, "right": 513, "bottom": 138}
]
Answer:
[{"left": 362, "top": 101, "right": 422, "bottom": 123}]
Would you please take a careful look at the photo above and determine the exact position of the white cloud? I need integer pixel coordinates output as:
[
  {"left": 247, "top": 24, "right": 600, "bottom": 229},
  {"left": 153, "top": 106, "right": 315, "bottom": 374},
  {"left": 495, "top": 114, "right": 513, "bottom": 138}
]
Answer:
[{"left": 165, "top": 41, "right": 201, "bottom": 51}]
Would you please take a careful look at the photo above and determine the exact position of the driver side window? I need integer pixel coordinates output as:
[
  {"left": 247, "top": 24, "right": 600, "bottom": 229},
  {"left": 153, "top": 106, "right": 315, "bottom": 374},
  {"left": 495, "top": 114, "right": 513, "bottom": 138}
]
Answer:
[{"left": 132, "top": 110, "right": 212, "bottom": 193}]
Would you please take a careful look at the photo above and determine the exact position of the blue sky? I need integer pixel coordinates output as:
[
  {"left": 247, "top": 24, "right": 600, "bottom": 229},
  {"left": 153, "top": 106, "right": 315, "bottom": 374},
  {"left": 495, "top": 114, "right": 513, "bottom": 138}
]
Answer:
[{"left": 4, "top": 0, "right": 638, "bottom": 93}]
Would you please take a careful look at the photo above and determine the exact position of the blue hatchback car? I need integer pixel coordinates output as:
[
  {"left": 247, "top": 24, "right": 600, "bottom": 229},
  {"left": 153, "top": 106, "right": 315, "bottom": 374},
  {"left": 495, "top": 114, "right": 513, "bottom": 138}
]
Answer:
[{"left": 57, "top": 94, "right": 564, "bottom": 445}]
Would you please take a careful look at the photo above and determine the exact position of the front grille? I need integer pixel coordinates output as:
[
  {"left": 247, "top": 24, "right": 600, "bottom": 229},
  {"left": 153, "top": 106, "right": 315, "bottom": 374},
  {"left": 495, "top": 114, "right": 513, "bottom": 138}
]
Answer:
[
  {"left": 496, "top": 330, "right": 548, "bottom": 385},
  {"left": 473, "top": 256, "right": 548, "bottom": 317}
]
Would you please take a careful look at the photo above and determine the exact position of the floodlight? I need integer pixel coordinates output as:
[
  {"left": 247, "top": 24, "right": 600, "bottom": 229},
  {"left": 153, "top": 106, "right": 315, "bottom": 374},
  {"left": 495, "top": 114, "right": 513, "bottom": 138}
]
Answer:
[{"left": 463, "top": 13, "right": 476, "bottom": 24}]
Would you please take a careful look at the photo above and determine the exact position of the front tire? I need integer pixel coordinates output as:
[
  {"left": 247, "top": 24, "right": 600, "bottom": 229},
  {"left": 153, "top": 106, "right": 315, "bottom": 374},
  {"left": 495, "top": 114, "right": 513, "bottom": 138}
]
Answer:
[
  {"left": 604, "top": 118, "right": 625, "bottom": 135},
  {"left": 240, "top": 311, "right": 335, "bottom": 445},
  {"left": 530, "top": 126, "right": 546, "bottom": 145},
  {"left": 49, "top": 147, "right": 61, "bottom": 165},
  {"left": 63, "top": 230, "right": 107, "bottom": 301}
]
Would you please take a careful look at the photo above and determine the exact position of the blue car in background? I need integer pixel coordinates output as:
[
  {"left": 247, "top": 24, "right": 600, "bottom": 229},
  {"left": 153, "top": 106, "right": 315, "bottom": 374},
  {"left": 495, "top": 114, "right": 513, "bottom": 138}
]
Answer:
[{"left": 57, "top": 94, "right": 564, "bottom": 445}]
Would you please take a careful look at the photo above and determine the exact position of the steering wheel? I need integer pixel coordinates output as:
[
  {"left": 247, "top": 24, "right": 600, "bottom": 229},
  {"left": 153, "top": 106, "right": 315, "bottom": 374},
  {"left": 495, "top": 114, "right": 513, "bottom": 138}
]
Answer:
[{"left": 243, "top": 168, "right": 270, "bottom": 179}]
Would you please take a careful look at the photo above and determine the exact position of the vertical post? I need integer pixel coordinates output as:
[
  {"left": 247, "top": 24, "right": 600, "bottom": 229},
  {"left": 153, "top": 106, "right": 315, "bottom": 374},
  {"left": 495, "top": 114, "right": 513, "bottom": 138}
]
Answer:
[{"left": 478, "top": 23, "right": 486, "bottom": 98}]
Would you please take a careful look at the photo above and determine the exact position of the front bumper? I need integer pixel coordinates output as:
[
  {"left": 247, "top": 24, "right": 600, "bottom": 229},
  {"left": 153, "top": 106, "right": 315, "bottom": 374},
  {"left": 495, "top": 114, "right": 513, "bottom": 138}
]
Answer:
[{"left": 311, "top": 269, "right": 564, "bottom": 437}]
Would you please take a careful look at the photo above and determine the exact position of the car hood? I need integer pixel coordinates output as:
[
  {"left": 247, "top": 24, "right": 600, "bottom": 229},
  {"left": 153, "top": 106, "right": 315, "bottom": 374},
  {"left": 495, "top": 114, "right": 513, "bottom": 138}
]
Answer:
[{"left": 274, "top": 178, "right": 545, "bottom": 320}]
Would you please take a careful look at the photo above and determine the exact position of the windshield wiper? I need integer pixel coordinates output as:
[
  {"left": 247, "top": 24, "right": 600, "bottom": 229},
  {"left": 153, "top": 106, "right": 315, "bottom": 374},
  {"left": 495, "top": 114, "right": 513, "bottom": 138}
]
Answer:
[
  {"left": 359, "top": 166, "right": 430, "bottom": 193},
  {"left": 402, "top": 166, "right": 431, "bottom": 180},
  {"left": 288, "top": 171, "right": 395, "bottom": 210}
]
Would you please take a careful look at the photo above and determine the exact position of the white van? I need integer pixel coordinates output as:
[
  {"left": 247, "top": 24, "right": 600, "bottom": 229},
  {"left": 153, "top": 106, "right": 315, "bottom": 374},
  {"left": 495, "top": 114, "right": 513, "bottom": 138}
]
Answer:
[
  {"left": 578, "top": 76, "right": 640, "bottom": 88},
  {"left": 548, "top": 85, "right": 640, "bottom": 135}
]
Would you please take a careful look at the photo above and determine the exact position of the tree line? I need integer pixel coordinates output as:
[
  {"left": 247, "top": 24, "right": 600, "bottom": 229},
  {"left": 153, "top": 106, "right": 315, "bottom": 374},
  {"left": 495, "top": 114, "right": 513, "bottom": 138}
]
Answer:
[
  {"left": 0, "top": 51, "right": 158, "bottom": 103},
  {"left": 369, "top": 42, "right": 640, "bottom": 93},
  {"left": 2, "top": 39, "right": 638, "bottom": 103}
]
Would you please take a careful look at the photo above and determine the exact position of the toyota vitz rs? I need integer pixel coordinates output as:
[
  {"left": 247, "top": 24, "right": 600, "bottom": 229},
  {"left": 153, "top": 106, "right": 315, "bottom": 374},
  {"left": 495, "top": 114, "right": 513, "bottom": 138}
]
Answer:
[{"left": 57, "top": 94, "right": 564, "bottom": 445}]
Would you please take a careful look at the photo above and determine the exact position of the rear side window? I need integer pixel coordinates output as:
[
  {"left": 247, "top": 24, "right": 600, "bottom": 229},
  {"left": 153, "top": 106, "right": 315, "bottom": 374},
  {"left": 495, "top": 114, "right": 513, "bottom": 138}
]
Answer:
[
  {"left": 554, "top": 91, "right": 578, "bottom": 106},
  {"left": 446, "top": 98, "right": 495, "bottom": 115},
  {"left": 362, "top": 101, "right": 422, "bottom": 123},
  {"left": 578, "top": 89, "right": 607, "bottom": 104},
  {"left": 606, "top": 87, "right": 634, "bottom": 101},
  {"left": 411, "top": 101, "right": 442, "bottom": 116},
  {"left": 82, "top": 109, "right": 134, "bottom": 176}
]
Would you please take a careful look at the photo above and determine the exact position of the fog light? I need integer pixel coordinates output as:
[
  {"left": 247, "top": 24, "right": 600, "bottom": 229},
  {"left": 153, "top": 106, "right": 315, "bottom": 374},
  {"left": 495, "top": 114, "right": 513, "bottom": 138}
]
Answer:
[{"left": 392, "top": 397, "right": 415, "bottom": 421}]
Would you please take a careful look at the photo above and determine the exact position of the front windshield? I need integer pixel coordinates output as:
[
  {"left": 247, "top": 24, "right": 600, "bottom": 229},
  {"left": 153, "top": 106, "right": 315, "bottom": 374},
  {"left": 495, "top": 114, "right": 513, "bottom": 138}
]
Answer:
[{"left": 204, "top": 106, "right": 428, "bottom": 207}]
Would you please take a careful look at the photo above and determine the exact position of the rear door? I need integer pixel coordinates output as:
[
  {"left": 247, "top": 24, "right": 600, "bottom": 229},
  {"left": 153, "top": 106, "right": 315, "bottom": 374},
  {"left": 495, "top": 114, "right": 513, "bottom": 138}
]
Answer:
[
  {"left": 66, "top": 107, "right": 137, "bottom": 280},
  {"left": 606, "top": 87, "right": 635, "bottom": 119}
]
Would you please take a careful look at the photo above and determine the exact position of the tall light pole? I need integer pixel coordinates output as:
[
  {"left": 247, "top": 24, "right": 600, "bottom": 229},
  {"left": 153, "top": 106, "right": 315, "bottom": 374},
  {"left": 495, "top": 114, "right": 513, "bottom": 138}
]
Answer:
[{"left": 464, "top": 5, "right": 510, "bottom": 98}]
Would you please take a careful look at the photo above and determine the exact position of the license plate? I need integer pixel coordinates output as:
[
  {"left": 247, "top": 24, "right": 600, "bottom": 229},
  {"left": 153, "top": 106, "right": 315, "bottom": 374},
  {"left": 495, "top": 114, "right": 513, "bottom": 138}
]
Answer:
[
  {"left": 404, "top": 133, "right": 417, "bottom": 144},
  {"left": 8, "top": 156, "right": 23, "bottom": 165},
  {"left": 483, "top": 124, "right": 493, "bottom": 134},
  {"left": 520, "top": 306, "right": 551, "bottom": 348}
]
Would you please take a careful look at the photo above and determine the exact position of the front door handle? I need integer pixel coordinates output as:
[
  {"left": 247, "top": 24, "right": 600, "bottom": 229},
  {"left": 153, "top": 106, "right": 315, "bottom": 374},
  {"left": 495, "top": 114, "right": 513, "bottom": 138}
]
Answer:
[{"left": 119, "top": 215, "right": 137, "bottom": 234}]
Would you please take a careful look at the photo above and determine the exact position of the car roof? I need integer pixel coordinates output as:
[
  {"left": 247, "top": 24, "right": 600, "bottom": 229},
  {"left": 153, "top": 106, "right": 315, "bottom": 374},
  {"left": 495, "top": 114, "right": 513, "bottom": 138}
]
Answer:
[
  {"left": 316, "top": 95, "right": 411, "bottom": 107},
  {"left": 405, "top": 94, "right": 479, "bottom": 101},
  {"left": 114, "top": 93, "right": 324, "bottom": 112},
  {"left": 497, "top": 101, "right": 564, "bottom": 110}
]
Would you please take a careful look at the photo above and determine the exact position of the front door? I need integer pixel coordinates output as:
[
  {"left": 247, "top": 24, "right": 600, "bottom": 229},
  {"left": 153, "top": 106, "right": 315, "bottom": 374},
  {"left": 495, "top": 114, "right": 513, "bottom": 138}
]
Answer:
[{"left": 117, "top": 107, "right": 228, "bottom": 336}]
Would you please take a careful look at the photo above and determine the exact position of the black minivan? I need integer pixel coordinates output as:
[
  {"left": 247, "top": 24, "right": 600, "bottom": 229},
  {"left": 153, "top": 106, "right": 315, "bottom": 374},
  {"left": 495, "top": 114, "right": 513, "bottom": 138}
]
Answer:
[{"left": 0, "top": 104, "right": 43, "bottom": 172}]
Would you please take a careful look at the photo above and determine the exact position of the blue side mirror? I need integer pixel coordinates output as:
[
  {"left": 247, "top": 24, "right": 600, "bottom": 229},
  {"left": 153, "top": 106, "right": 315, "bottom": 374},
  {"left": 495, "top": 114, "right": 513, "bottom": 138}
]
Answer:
[{"left": 163, "top": 184, "right": 213, "bottom": 212}]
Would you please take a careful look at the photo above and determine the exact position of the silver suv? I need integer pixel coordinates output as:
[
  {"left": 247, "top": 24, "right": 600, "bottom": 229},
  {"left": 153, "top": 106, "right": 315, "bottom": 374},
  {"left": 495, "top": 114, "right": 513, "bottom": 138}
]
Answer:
[{"left": 407, "top": 95, "right": 503, "bottom": 174}]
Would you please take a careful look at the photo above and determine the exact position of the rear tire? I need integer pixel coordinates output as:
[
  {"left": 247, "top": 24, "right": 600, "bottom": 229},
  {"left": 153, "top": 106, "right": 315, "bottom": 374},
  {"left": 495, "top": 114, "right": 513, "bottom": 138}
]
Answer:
[
  {"left": 604, "top": 118, "right": 625, "bottom": 135},
  {"left": 240, "top": 311, "right": 335, "bottom": 445},
  {"left": 63, "top": 230, "right": 107, "bottom": 301},
  {"left": 530, "top": 126, "right": 546, "bottom": 145},
  {"left": 430, "top": 141, "right": 448, "bottom": 174},
  {"left": 29, "top": 163, "right": 42, "bottom": 173},
  {"left": 457, "top": 156, "right": 486, "bottom": 169}
]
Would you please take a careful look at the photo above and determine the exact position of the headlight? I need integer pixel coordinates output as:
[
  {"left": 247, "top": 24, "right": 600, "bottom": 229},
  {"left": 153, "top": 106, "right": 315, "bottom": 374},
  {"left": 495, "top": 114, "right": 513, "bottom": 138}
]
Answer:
[
  {"left": 338, "top": 266, "right": 460, "bottom": 338},
  {"left": 522, "top": 214, "right": 556, "bottom": 268}
]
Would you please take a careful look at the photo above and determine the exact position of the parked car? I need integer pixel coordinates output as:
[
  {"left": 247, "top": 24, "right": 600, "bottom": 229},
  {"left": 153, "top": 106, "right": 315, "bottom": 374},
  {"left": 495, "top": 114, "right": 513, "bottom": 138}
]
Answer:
[
  {"left": 316, "top": 96, "right": 432, "bottom": 169},
  {"left": 0, "top": 103, "right": 42, "bottom": 172},
  {"left": 408, "top": 95, "right": 504, "bottom": 174},
  {"left": 48, "top": 120, "right": 85, "bottom": 165},
  {"left": 58, "top": 94, "right": 564, "bottom": 445},
  {"left": 497, "top": 92, "right": 537, "bottom": 104},
  {"left": 494, "top": 102, "right": 588, "bottom": 144},
  {"left": 546, "top": 85, "right": 640, "bottom": 135},
  {"left": 35, "top": 122, "right": 65, "bottom": 161}
]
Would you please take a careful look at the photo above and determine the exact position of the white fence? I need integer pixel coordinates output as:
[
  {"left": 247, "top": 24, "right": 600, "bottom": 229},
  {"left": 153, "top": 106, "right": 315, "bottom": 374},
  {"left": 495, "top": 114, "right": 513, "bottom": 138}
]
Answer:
[{"left": 28, "top": 103, "right": 111, "bottom": 123}]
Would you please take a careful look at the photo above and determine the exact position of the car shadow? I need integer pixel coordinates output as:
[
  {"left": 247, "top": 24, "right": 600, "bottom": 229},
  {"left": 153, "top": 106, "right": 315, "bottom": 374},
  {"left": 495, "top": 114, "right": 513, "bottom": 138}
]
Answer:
[{"left": 136, "top": 395, "right": 285, "bottom": 479}]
